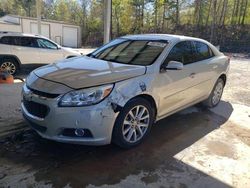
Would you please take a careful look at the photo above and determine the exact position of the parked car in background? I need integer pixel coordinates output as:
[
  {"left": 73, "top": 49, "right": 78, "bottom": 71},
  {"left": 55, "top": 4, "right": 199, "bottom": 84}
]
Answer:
[
  {"left": 0, "top": 31, "right": 81, "bottom": 74},
  {"left": 21, "top": 34, "right": 230, "bottom": 148}
]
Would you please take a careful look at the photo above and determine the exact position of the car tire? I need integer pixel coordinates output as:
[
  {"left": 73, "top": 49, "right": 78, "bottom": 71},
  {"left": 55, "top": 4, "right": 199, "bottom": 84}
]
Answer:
[
  {"left": 202, "top": 78, "right": 225, "bottom": 108},
  {"left": 112, "top": 97, "right": 155, "bottom": 149},
  {"left": 0, "top": 58, "right": 19, "bottom": 75}
]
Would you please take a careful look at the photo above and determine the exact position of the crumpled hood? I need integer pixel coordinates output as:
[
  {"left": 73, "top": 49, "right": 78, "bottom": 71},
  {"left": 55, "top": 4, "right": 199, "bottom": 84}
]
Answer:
[{"left": 33, "top": 56, "right": 146, "bottom": 89}]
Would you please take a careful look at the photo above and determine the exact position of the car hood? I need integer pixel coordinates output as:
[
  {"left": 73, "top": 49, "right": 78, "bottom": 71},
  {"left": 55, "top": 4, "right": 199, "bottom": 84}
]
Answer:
[{"left": 33, "top": 56, "right": 146, "bottom": 89}]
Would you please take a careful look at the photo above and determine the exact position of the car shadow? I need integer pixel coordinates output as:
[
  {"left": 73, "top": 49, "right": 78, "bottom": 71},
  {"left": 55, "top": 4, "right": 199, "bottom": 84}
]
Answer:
[{"left": 0, "top": 101, "right": 233, "bottom": 187}]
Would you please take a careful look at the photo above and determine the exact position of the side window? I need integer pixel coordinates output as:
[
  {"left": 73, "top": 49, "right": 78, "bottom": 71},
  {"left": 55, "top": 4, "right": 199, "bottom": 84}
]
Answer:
[
  {"left": 6, "top": 37, "right": 21, "bottom": 46},
  {"left": 164, "top": 41, "right": 195, "bottom": 65},
  {"left": 37, "top": 39, "right": 58, "bottom": 49},
  {"left": 0, "top": 36, "right": 12, "bottom": 45},
  {"left": 0, "top": 37, "right": 30, "bottom": 46},
  {"left": 0, "top": 36, "right": 38, "bottom": 47},
  {"left": 20, "top": 37, "right": 39, "bottom": 48},
  {"left": 193, "top": 41, "right": 214, "bottom": 62},
  {"left": 12, "top": 37, "right": 22, "bottom": 46}
]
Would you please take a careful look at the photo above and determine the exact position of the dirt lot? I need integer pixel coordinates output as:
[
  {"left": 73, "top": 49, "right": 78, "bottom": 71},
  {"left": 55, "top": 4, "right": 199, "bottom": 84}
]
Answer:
[{"left": 0, "top": 55, "right": 249, "bottom": 188}]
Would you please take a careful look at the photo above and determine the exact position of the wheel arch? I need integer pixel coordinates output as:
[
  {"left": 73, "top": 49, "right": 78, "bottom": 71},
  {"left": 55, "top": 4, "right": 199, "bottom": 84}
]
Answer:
[
  {"left": 111, "top": 93, "right": 157, "bottom": 148},
  {"left": 129, "top": 94, "right": 158, "bottom": 120},
  {"left": 0, "top": 55, "right": 21, "bottom": 69},
  {"left": 219, "top": 74, "right": 227, "bottom": 86}
]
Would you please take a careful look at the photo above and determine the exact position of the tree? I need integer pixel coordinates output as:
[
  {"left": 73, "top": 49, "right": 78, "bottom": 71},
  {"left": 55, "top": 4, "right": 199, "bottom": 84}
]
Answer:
[
  {"left": 219, "top": 0, "right": 228, "bottom": 26},
  {"left": 14, "top": 0, "right": 36, "bottom": 17},
  {"left": 241, "top": 0, "right": 248, "bottom": 25},
  {"left": 210, "top": 0, "right": 217, "bottom": 43}
]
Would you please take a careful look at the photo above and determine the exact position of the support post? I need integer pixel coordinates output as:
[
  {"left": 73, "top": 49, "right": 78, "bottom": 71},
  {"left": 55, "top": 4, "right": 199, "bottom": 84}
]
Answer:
[
  {"left": 36, "top": 0, "right": 42, "bottom": 35},
  {"left": 103, "top": 0, "right": 111, "bottom": 44}
]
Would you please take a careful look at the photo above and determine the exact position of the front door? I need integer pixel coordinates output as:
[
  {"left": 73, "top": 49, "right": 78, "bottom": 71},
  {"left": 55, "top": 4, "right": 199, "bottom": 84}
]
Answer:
[
  {"left": 156, "top": 41, "right": 200, "bottom": 118},
  {"left": 36, "top": 38, "right": 63, "bottom": 64}
]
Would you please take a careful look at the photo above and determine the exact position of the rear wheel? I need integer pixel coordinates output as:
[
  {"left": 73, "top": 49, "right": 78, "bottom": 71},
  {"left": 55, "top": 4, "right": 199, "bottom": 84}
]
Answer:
[
  {"left": 112, "top": 98, "right": 155, "bottom": 148},
  {"left": 0, "top": 58, "right": 19, "bottom": 75},
  {"left": 202, "top": 78, "right": 224, "bottom": 108}
]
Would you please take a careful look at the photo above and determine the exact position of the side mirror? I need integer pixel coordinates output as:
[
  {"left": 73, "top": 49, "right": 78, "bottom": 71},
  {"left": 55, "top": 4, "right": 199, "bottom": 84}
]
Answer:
[
  {"left": 57, "top": 46, "right": 61, "bottom": 50},
  {"left": 162, "top": 61, "right": 183, "bottom": 71}
]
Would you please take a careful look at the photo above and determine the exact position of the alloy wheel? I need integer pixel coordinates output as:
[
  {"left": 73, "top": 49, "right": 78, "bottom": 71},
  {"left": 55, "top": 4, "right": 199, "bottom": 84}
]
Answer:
[
  {"left": 1, "top": 62, "right": 16, "bottom": 75},
  {"left": 212, "top": 81, "right": 223, "bottom": 105},
  {"left": 122, "top": 105, "right": 150, "bottom": 143}
]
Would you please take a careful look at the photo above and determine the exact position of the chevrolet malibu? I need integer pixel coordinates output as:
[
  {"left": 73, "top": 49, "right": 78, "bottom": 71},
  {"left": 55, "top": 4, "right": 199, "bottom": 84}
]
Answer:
[{"left": 21, "top": 34, "right": 229, "bottom": 148}]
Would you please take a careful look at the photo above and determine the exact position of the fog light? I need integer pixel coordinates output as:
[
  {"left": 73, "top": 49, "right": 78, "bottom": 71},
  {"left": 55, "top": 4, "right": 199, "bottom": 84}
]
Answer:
[{"left": 75, "top": 128, "right": 85, "bottom": 137}]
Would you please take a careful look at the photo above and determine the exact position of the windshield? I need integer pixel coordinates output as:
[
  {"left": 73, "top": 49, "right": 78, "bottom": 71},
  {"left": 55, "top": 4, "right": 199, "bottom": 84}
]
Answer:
[{"left": 90, "top": 38, "right": 168, "bottom": 66}]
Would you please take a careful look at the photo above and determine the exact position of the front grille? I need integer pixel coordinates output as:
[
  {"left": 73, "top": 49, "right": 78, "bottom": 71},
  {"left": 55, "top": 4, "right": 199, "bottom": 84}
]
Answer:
[
  {"left": 27, "top": 86, "right": 60, "bottom": 99},
  {"left": 23, "top": 99, "right": 49, "bottom": 118}
]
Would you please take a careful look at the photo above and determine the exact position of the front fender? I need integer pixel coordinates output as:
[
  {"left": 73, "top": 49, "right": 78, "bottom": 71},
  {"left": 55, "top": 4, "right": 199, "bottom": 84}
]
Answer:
[{"left": 107, "top": 74, "right": 156, "bottom": 108}]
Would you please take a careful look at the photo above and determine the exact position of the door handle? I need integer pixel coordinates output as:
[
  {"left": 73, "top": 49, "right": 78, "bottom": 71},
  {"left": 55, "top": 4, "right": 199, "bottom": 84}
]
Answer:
[{"left": 189, "top": 73, "right": 196, "bottom": 78}]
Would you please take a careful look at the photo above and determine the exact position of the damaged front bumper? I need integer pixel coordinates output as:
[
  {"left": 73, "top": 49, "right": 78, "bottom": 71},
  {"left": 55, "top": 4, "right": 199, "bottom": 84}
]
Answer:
[{"left": 21, "top": 84, "right": 117, "bottom": 145}]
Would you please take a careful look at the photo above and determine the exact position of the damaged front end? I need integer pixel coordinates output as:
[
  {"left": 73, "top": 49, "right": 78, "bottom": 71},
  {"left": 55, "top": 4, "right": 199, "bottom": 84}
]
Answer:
[
  {"left": 107, "top": 74, "right": 153, "bottom": 113},
  {"left": 22, "top": 68, "right": 154, "bottom": 145}
]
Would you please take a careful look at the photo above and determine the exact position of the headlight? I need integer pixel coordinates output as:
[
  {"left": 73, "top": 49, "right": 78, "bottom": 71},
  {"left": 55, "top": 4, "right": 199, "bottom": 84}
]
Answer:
[{"left": 58, "top": 84, "right": 113, "bottom": 107}]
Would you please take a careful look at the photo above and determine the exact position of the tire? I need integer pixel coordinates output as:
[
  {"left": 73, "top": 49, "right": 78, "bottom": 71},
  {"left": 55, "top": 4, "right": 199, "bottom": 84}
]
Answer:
[
  {"left": 112, "top": 97, "right": 155, "bottom": 149},
  {"left": 0, "top": 58, "right": 19, "bottom": 75},
  {"left": 202, "top": 78, "right": 225, "bottom": 108}
]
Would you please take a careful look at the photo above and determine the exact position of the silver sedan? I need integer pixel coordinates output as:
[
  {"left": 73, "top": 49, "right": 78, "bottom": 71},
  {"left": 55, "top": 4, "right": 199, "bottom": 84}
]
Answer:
[{"left": 21, "top": 34, "right": 229, "bottom": 148}]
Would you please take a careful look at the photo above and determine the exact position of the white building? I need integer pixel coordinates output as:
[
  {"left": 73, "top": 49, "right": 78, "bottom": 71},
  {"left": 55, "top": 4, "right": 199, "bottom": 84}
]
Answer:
[{"left": 0, "top": 15, "right": 81, "bottom": 48}]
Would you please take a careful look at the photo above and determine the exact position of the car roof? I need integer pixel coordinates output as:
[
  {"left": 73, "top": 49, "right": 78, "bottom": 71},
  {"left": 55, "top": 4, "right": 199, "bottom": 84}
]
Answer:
[
  {"left": 0, "top": 31, "right": 46, "bottom": 39},
  {"left": 0, "top": 31, "right": 59, "bottom": 45},
  {"left": 121, "top": 34, "right": 208, "bottom": 44}
]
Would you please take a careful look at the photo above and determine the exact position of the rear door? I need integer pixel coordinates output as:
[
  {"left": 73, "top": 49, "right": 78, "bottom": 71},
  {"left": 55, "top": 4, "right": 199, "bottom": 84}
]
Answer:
[
  {"left": 12, "top": 37, "right": 40, "bottom": 64},
  {"left": 189, "top": 41, "right": 216, "bottom": 98},
  {"left": 36, "top": 38, "right": 64, "bottom": 64}
]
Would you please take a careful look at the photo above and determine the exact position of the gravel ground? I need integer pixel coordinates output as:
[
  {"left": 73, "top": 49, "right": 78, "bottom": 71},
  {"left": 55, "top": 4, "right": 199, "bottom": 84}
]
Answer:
[{"left": 0, "top": 55, "right": 249, "bottom": 188}]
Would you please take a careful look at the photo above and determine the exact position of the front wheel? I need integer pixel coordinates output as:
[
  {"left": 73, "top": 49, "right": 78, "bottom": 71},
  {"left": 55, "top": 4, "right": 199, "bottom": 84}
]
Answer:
[
  {"left": 202, "top": 78, "right": 225, "bottom": 108},
  {"left": 112, "top": 98, "right": 155, "bottom": 148}
]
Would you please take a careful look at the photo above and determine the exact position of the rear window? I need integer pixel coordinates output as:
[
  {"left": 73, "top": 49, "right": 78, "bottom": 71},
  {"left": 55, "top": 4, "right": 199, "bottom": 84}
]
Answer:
[
  {"left": 193, "top": 41, "right": 214, "bottom": 61},
  {"left": 91, "top": 39, "right": 168, "bottom": 66}
]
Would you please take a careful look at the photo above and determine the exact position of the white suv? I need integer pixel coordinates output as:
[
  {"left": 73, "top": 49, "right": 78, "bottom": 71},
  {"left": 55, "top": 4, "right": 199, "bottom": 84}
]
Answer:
[{"left": 0, "top": 32, "right": 81, "bottom": 74}]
